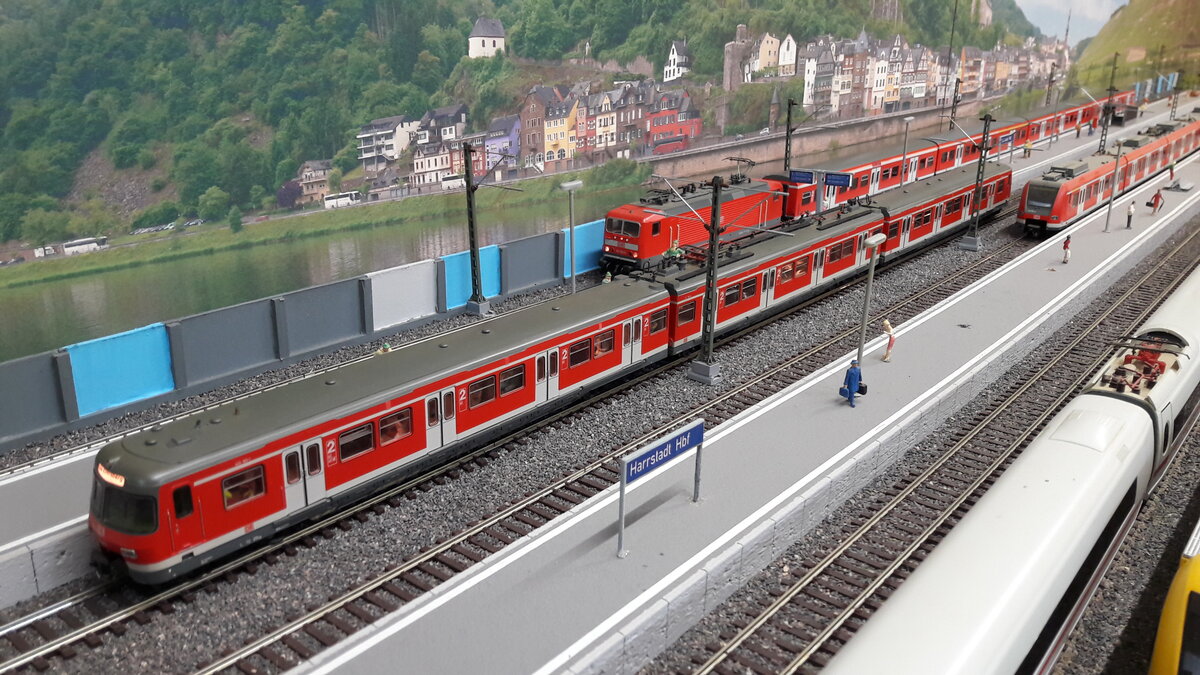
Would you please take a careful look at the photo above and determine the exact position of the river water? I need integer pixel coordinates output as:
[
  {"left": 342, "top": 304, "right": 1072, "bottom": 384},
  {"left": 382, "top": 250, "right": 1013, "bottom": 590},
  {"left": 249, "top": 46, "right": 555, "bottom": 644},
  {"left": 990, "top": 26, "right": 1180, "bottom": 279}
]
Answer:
[{"left": 0, "top": 188, "right": 647, "bottom": 363}]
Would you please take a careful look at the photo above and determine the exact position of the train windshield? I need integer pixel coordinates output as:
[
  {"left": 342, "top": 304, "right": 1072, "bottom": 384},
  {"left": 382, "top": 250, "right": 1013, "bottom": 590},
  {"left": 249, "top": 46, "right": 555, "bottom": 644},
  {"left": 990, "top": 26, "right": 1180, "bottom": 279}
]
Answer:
[
  {"left": 91, "top": 482, "right": 157, "bottom": 535},
  {"left": 605, "top": 218, "right": 640, "bottom": 238},
  {"left": 1024, "top": 184, "right": 1059, "bottom": 213}
]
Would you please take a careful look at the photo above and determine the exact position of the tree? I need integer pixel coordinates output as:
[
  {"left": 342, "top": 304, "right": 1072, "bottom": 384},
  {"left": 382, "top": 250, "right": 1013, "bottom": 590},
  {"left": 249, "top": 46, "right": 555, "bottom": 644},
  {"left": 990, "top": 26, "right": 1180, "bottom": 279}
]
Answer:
[
  {"left": 69, "top": 199, "right": 118, "bottom": 237},
  {"left": 0, "top": 194, "right": 56, "bottom": 242},
  {"left": 228, "top": 205, "right": 243, "bottom": 233},
  {"left": 130, "top": 202, "right": 181, "bottom": 231},
  {"left": 276, "top": 180, "right": 302, "bottom": 209},
  {"left": 20, "top": 209, "right": 70, "bottom": 246},
  {"left": 327, "top": 168, "right": 343, "bottom": 193},
  {"left": 198, "top": 186, "right": 231, "bottom": 221}
]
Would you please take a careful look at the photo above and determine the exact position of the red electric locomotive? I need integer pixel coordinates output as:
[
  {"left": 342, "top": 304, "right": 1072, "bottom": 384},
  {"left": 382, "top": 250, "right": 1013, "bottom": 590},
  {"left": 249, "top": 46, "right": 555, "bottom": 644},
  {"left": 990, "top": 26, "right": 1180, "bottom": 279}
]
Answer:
[
  {"left": 90, "top": 162, "right": 1012, "bottom": 585},
  {"left": 1019, "top": 117, "right": 1200, "bottom": 235},
  {"left": 603, "top": 90, "right": 1135, "bottom": 271}
]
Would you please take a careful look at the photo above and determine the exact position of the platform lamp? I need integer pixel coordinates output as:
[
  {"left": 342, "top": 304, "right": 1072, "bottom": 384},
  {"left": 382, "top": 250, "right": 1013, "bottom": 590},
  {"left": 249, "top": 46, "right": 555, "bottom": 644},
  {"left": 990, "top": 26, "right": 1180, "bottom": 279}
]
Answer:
[
  {"left": 856, "top": 232, "right": 888, "bottom": 364},
  {"left": 559, "top": 180, "right": 583, "bottom": 294},
  {"left": 900, "top": 116, "right": 915, "bottom": 184}
]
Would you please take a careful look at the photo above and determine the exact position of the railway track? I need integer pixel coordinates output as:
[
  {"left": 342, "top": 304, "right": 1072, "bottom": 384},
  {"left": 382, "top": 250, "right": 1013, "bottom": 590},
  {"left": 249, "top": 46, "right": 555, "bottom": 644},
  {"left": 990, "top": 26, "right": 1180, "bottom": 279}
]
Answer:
[
  {"left": 0, "top": 208, "right": 1037, "bottom": 673},
  {"left": 688, "top": 230, "right": 1200, "bottom": 674}
]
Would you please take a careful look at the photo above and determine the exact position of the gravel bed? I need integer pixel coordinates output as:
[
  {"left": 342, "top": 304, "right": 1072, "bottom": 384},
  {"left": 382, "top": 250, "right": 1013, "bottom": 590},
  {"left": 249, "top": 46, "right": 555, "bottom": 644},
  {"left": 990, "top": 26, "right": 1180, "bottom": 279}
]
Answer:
[
  {"left": 0, "top": 275, "right": 608, "bottom": 473},
  {"left": 40, "top": 212, "right": 1025, "bottom": 671},
  {"left": 644, "top": 222, "right": 1200, "bottom": 674}
]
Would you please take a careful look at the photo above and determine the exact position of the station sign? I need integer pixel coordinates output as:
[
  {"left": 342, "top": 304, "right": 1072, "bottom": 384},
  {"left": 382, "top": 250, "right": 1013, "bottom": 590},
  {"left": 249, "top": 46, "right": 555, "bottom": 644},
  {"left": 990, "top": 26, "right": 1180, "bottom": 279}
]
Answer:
[
  {"left": 999, "top": 133, "right": 1014, "bottom": 144},
  {"left": 789, "top": 170, "right": 815, "bottom": 184},
  {"left": 824, "top": 172, "right": 853, "bottom": 188},
  {"left": 622, "top": 419, "right": 705, "bottom": 484}
]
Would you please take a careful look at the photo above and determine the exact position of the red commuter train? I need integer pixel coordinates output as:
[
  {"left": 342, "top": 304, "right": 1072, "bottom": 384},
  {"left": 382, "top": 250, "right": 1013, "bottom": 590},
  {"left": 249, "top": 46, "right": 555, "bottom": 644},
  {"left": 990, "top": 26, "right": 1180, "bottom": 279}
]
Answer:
[
  {"left": 1018, "top": 117, "right": 1200, "bottom": 234},
  {"left": 603, "top": 90, "right": 1136, "bottom": 271},
  {"left": 90, "top": 163, "right": 1012, "bottom": 584}
]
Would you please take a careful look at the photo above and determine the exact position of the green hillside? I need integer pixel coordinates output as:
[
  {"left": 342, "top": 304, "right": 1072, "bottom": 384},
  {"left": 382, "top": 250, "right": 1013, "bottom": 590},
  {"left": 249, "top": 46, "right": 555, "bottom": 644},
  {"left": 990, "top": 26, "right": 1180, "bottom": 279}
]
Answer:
[
  {"left": 1075, "top": 0, "right": 1200, "bottom": 89},
  {"left": 0, "top": 0, "right": 1038, "bottom": 246}
]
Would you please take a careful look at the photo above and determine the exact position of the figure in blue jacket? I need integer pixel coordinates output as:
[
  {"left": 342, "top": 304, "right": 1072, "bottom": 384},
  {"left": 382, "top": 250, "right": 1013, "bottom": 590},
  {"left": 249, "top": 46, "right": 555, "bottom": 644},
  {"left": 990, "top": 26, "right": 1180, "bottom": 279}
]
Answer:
[{"left": 843, "top": 359, "right": 862, "bottom": 408}]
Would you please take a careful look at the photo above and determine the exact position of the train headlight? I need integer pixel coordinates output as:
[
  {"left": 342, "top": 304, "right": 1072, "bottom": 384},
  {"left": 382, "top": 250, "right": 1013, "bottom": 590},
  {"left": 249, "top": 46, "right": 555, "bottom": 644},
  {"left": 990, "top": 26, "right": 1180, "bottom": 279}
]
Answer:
[{"left": 120, "top": 548, "right": 138, "bottom": 560}]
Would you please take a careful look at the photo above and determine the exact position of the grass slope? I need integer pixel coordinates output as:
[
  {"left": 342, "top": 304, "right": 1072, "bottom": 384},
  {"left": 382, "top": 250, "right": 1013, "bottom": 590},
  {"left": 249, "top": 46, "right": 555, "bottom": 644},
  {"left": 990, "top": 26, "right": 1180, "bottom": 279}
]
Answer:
[{"left": 1076, "top": 0, "right": 1200, "bottom": 88}]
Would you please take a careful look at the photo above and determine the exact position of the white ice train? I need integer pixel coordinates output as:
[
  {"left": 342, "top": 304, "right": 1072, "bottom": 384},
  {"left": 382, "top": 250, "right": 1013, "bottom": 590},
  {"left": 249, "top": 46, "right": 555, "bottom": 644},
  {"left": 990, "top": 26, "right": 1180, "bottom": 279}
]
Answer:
[{"left": 824, "top": 267, "right": 1200, "bottom": 675}]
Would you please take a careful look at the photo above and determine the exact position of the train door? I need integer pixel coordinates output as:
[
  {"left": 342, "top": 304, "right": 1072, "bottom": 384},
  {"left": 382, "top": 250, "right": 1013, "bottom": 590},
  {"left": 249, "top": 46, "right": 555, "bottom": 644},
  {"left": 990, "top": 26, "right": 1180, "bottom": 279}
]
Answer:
[
  {"left": 1158, "top": 403, "right": 1174, "bottom": 465},
  {"left": 547, "top": 349, "right": 560, "bottom": 394},
  {"left": 906, "top": 157, "right": 918, "bottom": 184},
  {"left": 433, "top": 389, "right": 457, "bottom": 445},
  {"left": 282, "top": 451, "right": 305, "bottom": 511},
  {"left": 954, "top": 144, "right": 964, "bottom": 167},
  {"left": 934, "top": 205, "right": 944, "bottom": 229},
  {"left": 536, "top": 354, "right": 548, "bottom": 403},
  {"left": 631, "top": 318, "right": 643, "bottom": 359},
  {"left": 761, "top": 270, "right": 775, "bottom": 310},
  {"left": 170, "top": 484, "right": 204, "bottom": 552},
  {"left": 813, "top": 250, "right": 825, "bottom": 281},
  {"left": 300, "top": 439, "right": 325, "bottom": 503},
  {"left": 870, "top": 168, "right": 881, "bottom": 193},
  {"left": 902, "top": 216, "right": 912, "bottom": 244}
]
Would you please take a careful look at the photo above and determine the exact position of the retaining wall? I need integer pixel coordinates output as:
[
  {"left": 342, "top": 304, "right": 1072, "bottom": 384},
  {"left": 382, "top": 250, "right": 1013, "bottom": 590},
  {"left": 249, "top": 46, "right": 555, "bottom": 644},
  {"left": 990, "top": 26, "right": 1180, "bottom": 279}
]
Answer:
[{"left": 0, "top": 223, "right": 601, "bottom": 455}]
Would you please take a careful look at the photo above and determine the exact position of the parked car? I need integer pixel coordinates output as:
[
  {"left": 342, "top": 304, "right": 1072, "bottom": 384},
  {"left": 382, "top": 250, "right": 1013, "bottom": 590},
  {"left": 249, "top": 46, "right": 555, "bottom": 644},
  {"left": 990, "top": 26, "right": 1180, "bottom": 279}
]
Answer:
[{"left": 759, "top": 127, "right": 771, "bottom": 136}]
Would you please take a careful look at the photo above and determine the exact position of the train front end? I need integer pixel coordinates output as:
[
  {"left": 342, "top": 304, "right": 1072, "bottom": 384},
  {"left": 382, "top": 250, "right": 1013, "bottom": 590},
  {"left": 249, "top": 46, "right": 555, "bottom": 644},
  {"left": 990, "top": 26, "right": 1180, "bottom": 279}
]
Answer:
[
  {"left": 602, "top": 204, "right": 666, "bottom": 272},
  {"left": 1018, "top": 178, "right": 1064, "bottom": 235},
  {"left": 88, "top": 443, "right": 174, "bottom": 584}
]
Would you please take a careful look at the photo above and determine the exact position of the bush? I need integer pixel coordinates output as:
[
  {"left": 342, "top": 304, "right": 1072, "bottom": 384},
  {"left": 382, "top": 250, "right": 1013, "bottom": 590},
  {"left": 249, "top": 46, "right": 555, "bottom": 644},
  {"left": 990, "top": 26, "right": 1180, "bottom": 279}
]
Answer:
[
  {"left": 130, "top": 201, "right": 180, "bottom": 231},
  {"left": 228, "top": 205, "right": 243, "bottom": 233},
  {"left": 137, "top": 148, "right": 157, "bottom": 169},
  {"left": 151, "top": 177, "right": 168, "bottom": 192}
]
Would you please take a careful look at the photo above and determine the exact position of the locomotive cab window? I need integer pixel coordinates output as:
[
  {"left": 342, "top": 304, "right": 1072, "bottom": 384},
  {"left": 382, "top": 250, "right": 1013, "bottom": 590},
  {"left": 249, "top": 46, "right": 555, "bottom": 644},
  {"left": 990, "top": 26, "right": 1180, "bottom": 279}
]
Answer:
[
  {"left": 648, "top": 309, "right": 668, "bottom": 334},
  {"left": 379, "top": 409, "right": 412, "bottom": 445},
  {"left": 801, "top": 192, "right": 813, "bottom": 205},
  {"left": 173, "top": 485, "right": 194, "bottom": 518},
  {"left": 605, "top": 218, "right": 639, "bottom": 237},
  {"left": 499, "top": 365, "right": 526, "bottom": 396},
  {"left": 93, "top": 484, "right": 157, "bottom": 535},
  {"left": 468, "top": 375, "right": 497, "bottom": 407},
  {"left": 338, "top": 424, "right": 375, "bottom": 461},
  {"left": 651, "top": 222, "right": 661, "bottom": 236},
  {"left": 222, "top": 465, "right": 266, "bottom": 509}
]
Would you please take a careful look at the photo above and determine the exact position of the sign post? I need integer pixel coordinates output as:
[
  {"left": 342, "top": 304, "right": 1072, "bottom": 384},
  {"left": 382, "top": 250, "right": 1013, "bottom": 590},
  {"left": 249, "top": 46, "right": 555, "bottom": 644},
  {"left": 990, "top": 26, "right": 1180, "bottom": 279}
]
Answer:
[{"left": 617, "top": 419, "right": 706, "bottom": 558}]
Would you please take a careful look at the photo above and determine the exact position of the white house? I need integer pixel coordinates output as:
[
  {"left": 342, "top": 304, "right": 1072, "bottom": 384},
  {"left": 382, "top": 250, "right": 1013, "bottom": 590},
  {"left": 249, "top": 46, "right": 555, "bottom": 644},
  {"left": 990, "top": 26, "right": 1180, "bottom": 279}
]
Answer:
[
  {"left": 468, "top": 18, "right": 506, "bottom": 58},
  {"left": 663, "top": 41, "right": 691, "bottom": 82},
  {"left": 779, "top": 35, "right": 797, "bottom": 77},
  {"left": 356, "top": 115, "right": 418, "bottom": 173}
]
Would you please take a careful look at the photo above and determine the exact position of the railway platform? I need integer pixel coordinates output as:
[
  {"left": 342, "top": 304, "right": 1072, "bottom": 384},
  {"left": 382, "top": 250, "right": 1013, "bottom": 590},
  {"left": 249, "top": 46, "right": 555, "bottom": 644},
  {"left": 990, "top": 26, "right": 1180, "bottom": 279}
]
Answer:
[{"left": 302, "top": 107, "right": 1200, "bottom": 674}]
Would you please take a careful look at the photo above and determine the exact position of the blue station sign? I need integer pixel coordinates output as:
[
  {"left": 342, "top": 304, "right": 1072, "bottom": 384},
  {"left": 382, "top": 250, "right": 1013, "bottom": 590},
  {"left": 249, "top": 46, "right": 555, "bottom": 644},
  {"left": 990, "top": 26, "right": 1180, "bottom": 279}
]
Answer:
[
  {"left": 999, "top": 133, "right": 1014, "bottom": 144},
  {"left": 789, "top": 170, "right": 815, "bottom": 184},
  {"left": 622, "top": 419, "right": 705, "bottom": 485},
  {"left": 824, "top": 172, "right": 853, "bottom": 188}
]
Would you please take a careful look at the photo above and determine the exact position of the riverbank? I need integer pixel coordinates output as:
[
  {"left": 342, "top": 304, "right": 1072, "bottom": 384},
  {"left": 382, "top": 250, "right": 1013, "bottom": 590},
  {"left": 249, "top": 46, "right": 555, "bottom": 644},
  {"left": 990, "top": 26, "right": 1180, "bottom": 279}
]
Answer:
[{"left": 0, "top": 162, "right": 649, "bottom": 289}]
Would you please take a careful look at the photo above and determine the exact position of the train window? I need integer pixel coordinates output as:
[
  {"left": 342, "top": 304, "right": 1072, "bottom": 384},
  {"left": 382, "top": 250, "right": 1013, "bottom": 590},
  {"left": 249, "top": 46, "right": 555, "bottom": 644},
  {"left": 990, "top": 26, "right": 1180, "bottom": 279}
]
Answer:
[
  {"left": 678, "top": 300, "right": 697, "bottom": 324},
  {"left": 380, "top": 409, "right": 413, "bottom": 445},
  {"left": 923, "top": 157, "right": 933, "bottom": 168},
  {"left": 285, "top": 453, "right": 301, "bottom": 485},
  {"left": 634, "top": 319, "right": 642, "bottom": 341},
  {"left": 468, "top": 375, "right": 497, "bottom": 407},
  {"left": 173, "top": 485, "right": 194, "bottom": 518},
  {"left": 723, "top": 284, "right": 741, "bottom": 305},
  {"left": 499, "top": 365, "right": 526, "bottom": 396},
  {"left": 568, "top": 339, "right": 591, "bottom": 367},
  {"left": 597, "top": 329, "right": 615, "bottom": 355},
  {"left": 442, "top": 392, "right": 454, "bottom": 419},
  {"left": 857, "top": 175, "right": 869, "bottom": 188},
  {"left": 887, "top": 222, "right": 900, "bottom": 238},
  {"left": 649, "top": 309, "right": 668, "bottom": 334},
  {"left": 946, "top": 197, "right": 960, "bottom": 212},
  {"left": 780, "top": 263, "right": 794, "bottom": 283},
  {"left": 827, "top": 239, "right": 855, "bottom": 263},
  {"left": 549, "top": 352, "right": 559, "bottom": 376},
  {"left": 741, "top": 278, "right": 757, "bottom": 298},
  {"left": 305, "top": 443, "right": 322, "bottom": 475},
  {"left": 338, "top": 424, "right": 375, "bottom": 461},
  {"left": 651, "top": 222, "right": 661, "bottom": 236},
  {"left": 537, "top": 356, "right": 546, "bottom": 382},
  {"left": 801, "top": 192, "right": 813, "bottom": 205},
  {"left": 941, "top": 151, "right": 950, "bottom": 163},
  {"left": 795, "top": 258, "right": 810, "bottom": 276},
  {"left": 222, "top": 465, "right": 266, "bottom": 509},
  {"left": 605, "top": 218, "right": 640, "bottom": 237}
]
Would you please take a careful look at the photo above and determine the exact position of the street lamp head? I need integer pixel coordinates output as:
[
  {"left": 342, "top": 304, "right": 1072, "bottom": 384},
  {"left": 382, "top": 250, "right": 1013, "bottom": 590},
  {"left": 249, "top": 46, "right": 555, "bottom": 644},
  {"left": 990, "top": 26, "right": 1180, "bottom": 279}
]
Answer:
[
  {"left": 865, "top": 233, "right": 887, "bottom": 248},
  {"left": 559, "top": 180, "right": 583, "bottom": 192},
  {"left": 903, "top": 116, "right": 915, "bottom": 123}
]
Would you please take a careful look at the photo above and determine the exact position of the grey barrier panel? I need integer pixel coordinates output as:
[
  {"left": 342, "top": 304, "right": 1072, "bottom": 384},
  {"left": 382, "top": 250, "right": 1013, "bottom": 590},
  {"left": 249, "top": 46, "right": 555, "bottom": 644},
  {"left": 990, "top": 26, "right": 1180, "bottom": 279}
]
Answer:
[
  {"left": 0, "top": 353, "right": 67, "bottom": 444},
  {"left": 435, "top": 259, "right": 448, "bottom": 313},
  {"left": 368, "top": 260, "right": 439, "bottom": 331},
  {"left": 173, "top": 299, "right": 280, "bottom": 387},
  {"left": 282, "top": 278, "right": 366, "bottom": 356},
  {"left": 501, "top": 232, "right": 560, "bottom": 295}
]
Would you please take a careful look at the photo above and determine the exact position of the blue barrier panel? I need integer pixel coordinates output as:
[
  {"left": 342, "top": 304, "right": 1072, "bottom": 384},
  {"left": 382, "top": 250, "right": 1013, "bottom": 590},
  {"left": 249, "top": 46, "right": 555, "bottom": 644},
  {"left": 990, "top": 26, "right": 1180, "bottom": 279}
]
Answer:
[
  {"left": 561, "top": 219, "right": 604, "bottom": 278},
  {"left": 66, "top": 324, "right": 176, "bottom": 417},
  {"left": 443, "top": 246, "right": 501, "bottom": 309}
]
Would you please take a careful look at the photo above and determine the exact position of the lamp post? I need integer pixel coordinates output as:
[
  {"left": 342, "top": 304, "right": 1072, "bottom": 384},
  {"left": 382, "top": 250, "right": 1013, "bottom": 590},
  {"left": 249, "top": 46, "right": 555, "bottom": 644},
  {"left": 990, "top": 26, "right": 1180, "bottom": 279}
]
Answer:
[
  {"left": 958, "top": 113, "right": 993, "bottom": 252},
  {"left": 900, "top": 116, "right": 915, "bottom": 184},
  {"left": 461, "top": 142, "right": 489, "bottom": 315},
  {"left": 1103, "top": 140, "right": 1128, "bottom": 232},
  {"left": 856, "top": 232, "right": 888, "bottom": 364},
  {"left": 559, "top": 180, "right": 583, "bottom": 294}
]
